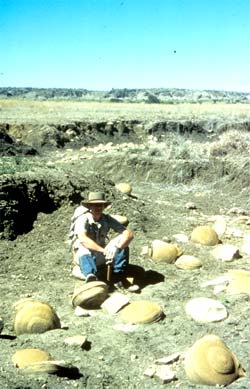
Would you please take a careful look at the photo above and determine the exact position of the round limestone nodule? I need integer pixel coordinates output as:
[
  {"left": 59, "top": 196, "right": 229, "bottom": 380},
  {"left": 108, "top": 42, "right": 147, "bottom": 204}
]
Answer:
[
  {"left": 185, "top": 297, "right": 228, "bottom": 323},
  {"left": 184, "top": 334, "right": 245, "bottom": 386},
  {"left": 191, "top": 226, "right": 219, "bottom": 246},
  {"left": 175, "top": 255, "right": 202, "bottom": 270},
  {"left": 211, "top": 244, "right": 240, "bottom": 262},
  {"left": 115, "top": 182, "right": 132, "bottom": 195},
  {"left": 150, "top": 240, "right": 182, "bottom": 263},
  {"left": 72, "top": 281, "right": 109, "bottom": 309},
  {"left": 226, "top": 270, "right": 250, "bottom": 295},
  {"left": 14, "top": 300, "right": 61, "bottom": 335},
  {"left": 111, "top": 214, "right": 129, "bottom": 226},
  {"left": 12, "top": 348, "right": 53, "bottom": 369},
  {"left": 119, "top": 300, "right": 164, "bottom": 324}
]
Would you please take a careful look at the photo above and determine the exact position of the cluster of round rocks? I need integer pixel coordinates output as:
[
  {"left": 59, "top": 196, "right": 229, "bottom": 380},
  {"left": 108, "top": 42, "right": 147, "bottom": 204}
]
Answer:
[{"left": 1, "top": 182, "right": 249, "bottom": 386}]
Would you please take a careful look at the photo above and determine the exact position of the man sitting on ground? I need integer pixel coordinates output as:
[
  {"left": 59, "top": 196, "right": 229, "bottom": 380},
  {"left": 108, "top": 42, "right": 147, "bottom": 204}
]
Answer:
[{"left": 73, "top": 191, "right": 136, "bottom": 289}]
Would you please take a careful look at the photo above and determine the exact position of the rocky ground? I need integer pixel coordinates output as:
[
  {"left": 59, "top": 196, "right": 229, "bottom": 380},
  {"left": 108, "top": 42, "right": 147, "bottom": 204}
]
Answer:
[{"left": 1, "top": 101, "right": 250, "bottom": 388}]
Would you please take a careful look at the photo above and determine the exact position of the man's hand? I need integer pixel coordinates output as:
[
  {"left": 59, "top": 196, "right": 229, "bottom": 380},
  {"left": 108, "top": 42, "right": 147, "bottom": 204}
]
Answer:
[{"left": 104, "top": 241, "right": 119, "bottom": 263}]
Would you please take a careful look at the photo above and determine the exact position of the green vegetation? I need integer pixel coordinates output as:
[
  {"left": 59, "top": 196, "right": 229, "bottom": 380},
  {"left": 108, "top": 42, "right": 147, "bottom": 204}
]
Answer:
[{"left": 0, "top": 156, "right": 54, "bottom": 175}]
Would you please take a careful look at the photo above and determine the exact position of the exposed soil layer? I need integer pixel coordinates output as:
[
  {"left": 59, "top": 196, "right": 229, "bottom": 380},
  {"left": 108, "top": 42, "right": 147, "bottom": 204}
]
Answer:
[{"left": 1, "top": 118, "right": 250, "bottom": 388}]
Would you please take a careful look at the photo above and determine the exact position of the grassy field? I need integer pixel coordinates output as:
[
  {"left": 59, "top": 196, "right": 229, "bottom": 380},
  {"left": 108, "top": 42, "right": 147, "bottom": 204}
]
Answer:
[{"left": 0, "top": 98, "right": 250, "bottom": 124}]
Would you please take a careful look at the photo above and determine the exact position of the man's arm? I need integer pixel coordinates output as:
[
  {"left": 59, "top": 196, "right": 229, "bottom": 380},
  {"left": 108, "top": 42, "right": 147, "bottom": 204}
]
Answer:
[
  {"left": 78, "top": 232, "right": 105, "bottom": 253},
  {"left": 116, "top": 229, "right": 134, "bottom": 249}
]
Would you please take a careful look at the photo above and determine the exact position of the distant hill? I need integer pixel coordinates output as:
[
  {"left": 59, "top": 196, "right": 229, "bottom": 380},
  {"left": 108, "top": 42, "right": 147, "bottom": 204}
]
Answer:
[{"left": 0, "top": 87, "right": 249, "bottom": 104}]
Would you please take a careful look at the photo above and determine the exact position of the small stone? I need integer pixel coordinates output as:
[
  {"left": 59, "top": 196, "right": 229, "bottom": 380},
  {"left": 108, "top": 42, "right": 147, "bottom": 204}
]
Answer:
[
  {"left": 213, "top": 284, "right": 227, "bottom": 294},
  {"left": 211, "top": 244, "right": 241, "bottom": 262},
  {"left": 213, "top": 215, "right": 227, "bottom": 237},
  {"left": 74, "top": 306, "right": 90, "bottom": 317},
  {"left": 64, "top": 335, "right": 87, "bottom": 348},
  {"left": 140, "top": 246, "right": 149, "bottom": 255},
  {"left": 155, "top": 365, "right": 176, "bottom": 383},
  {"left": 101, "top": 293, "right": 130, "bottom": 314},
  {"left": 143, "top": 365, "right": 156, "bottom": 377},
  {"left": 185, "top": 202, "right": 197, "bottom": 210},
  {"left": 200, "top": 275, "right": 231, "bottom": 288},
  {"left": 155, "top": 352, "right": 181, "bottom": 365},
  {"left": 173, "top": 233, "right": 189, "bottom": 243}
]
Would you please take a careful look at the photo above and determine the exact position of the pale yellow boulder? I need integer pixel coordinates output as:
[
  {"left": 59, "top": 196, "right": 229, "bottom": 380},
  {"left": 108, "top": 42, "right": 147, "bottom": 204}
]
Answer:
[
  {"left": 191, "top": 226, "right": 219, "bottom": 246},
  {"left": 226, "top": 269, "right": 250, "bottom": 295},
  {"left": 175, "top": 255, "right": 202, "bottom": 270},
  {"left": 148, "top": 240, "right": 183, "bottom": 263},
  {"left": 12, "top": 348, "right": 53, "bottom": 369},
  {"left": 213, "top": 215, "right": 227, "bottom": 237},
  {"left": 13, "top": 300, "right": 61, "bottom": 335},
  {"left": 119, "top": 300, "right": 164, "bottom": 324},
  {"left": 173, "top": 233, "right": 189, "bottom": 243},
  {"left": 115, "top": 182, "right": 132, "bottom": 194},
  {"left": 13, "top": 348, "right": 68, "bottom": 374},
  {"left": 184, "top": 334, "right": 245, "bottom": 386},
  {"left": 64, "top": 335, "right": 87, "bottom": 348},
  {"left": 72, "top": 281, "right": 109, "bottom": 309},
  {"left": 111, "top": 214, "right": 129, "bottom": 226}
]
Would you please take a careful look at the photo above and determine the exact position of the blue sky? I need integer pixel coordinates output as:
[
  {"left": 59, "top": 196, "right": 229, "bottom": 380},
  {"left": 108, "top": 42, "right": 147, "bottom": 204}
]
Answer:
[{"left": 1, "top": 0, "right": 250, "bottom": 92}]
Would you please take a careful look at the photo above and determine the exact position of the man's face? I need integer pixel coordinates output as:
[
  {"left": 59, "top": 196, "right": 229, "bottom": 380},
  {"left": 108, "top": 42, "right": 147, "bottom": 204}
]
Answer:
[{"left": 89, "top": 203, "right": 105, "bottom": 220}]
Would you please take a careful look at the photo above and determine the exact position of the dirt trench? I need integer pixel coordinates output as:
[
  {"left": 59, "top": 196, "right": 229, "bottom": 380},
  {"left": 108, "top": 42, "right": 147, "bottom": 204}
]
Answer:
[{"left": 1, "top": 121, "right": 250, "bottom": 388}]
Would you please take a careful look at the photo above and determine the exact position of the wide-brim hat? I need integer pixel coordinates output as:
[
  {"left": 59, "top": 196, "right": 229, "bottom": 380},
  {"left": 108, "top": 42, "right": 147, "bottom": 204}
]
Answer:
[{"left": 82, "top": 192, "right": 111, "bottom": 208}]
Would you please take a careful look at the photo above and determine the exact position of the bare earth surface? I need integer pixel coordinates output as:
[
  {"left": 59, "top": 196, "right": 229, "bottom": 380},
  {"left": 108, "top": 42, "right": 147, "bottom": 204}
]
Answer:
[{"left": 1, "top": 101, "right": 250, "bottom": 388}]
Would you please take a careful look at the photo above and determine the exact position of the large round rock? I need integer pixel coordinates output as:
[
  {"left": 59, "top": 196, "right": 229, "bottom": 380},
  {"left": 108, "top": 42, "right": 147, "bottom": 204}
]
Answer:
[
  {"left": 184, "top": 334, "right": 245, "bottom": 386},
  {"left": 72, "top": 281, "right": 109, "bottom": 309},
  {"left": 119, "top": 300, "right": 164, "bottom": 324},
  {"left": 13, "top": 300, "right": 61, "bottom": 335},
  {"left": 150, "top": 240, "right": 182, "bottom": 263},
  {"left": 191, "top": 226, "right": 219, "bottom": 246}
]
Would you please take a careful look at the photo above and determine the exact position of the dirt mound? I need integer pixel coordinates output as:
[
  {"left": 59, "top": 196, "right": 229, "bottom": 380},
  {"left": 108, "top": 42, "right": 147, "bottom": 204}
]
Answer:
[{"left": 0, "top": 126, "right": 37, "bottom": 156}]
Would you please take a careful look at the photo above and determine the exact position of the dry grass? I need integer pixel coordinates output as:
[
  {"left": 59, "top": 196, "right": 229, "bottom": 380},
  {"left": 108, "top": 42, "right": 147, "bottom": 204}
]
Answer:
[
  {"left": 209, "top": 130, "right": 250, "bottom": 156},
  {"left": 0, "top": 98, "right": 250, "bottom": 124}
]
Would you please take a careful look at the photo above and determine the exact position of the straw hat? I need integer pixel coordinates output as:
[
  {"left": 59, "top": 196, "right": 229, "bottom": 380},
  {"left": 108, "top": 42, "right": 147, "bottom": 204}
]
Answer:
[
  {"left": 72, "top": 281, "right": 109, "bottom": 309},
  {"left": 13, "top": 300, "right": 61, "bottom": 335},
  {"left": 184, "top": 334, "right": 245, "bottom": 386},
  {"left": 119, "top": 300, "right": 164, "bottom": 324},
  {"left": 191, "top": 226, "right": 219, "bottom": 246},
  {"left": 82, "top": 192, "right": 111, "bottom": 208}
]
